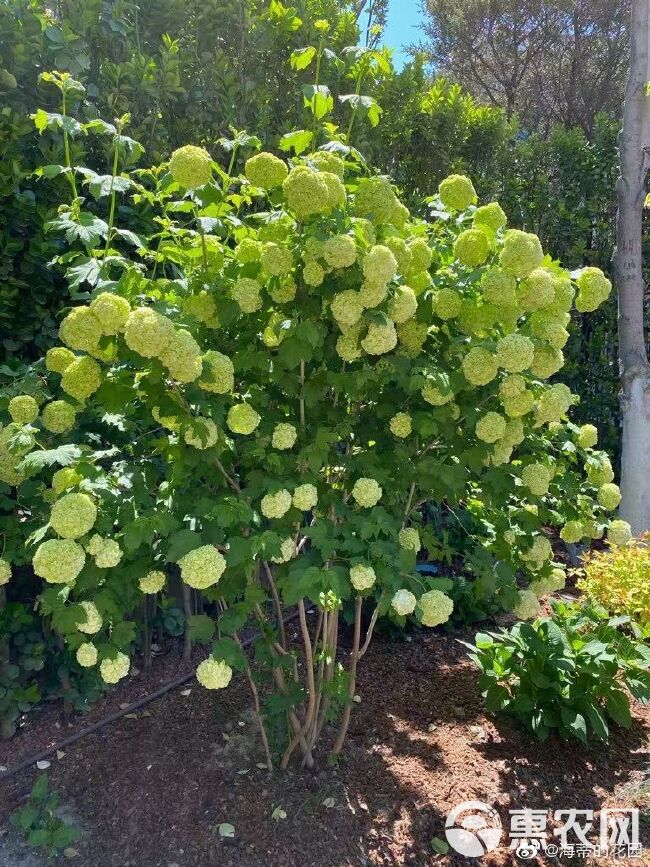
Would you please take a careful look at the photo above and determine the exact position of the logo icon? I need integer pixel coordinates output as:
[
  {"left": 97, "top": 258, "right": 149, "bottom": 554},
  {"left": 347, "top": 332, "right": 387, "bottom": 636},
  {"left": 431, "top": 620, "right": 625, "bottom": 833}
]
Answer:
[{"left": 445, "top": 800, "right": 503, "bottom": 857}]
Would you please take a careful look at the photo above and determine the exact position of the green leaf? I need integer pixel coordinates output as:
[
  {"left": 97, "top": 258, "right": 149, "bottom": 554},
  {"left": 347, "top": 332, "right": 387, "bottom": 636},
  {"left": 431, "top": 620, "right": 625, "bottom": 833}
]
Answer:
[
  {"left": 606, "top": 689, "right": 632, "bottom": 728},
  {"left": 18, "top": 445, "right": 82, "bottom": 475},
  {"left": 218, "top": 604, "right": 249, "bottom": 635},
  {"left": 585, "top": 704, "right": 609, "bottom": 740},
  {"left": 166, "top": 530, "right": 203, "bottom": 562},
  {"left": 560, "top": 708, "right": 588, "bottom": 744},
  {"left": 212, "top": 637, "right": 248, "bottom": 672},
  {"left": 290, "top": 46, "right": 316, "bottom": 71},
  {"left": 279, "top": 129, "right": 313, "bottom": 155},
  {"left": 302, "top": 84, "right": 333, "bottom": 120},
  {"left": 187, "top": 614, "right": 216, "bottom": 643}
]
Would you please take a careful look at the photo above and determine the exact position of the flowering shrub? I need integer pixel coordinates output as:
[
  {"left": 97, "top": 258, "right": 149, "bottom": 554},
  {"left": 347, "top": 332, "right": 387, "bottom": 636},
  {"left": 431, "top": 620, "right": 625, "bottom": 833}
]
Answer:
[{"left": 0, "top": 72, "right": 621, "bottom": 762}]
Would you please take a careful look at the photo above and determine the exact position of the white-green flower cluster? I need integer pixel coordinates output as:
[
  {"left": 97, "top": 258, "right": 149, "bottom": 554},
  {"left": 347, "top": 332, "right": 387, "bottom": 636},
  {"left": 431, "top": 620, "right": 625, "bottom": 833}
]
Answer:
[
  {"left": 351, "top": 478, "right": 382, "bottom": 508},
  {"left": 398, "top": 527, "right": 420, "bottom": 552},
  {"left": 178, "top": 545, "right": 226, "bottom": 589},
  {"left": 513, "top": 589, "right": 540, "bottom": 621},
  {"left": 419, "top": 590, "right": 454, "bottom": 627},
  {"left": 261, "top": 489, "right": 292, "bottom": 519},
  {"left": 292, "top": 484, "right": 318, "bottom": 511},
  {"left": 100, "top": 652, "right": 130, "bottom": 684},
  {"left": 196, "top": 658, "right": 233, "bottom": 690},
  {"left": 350, "top": 564, "right": 376, "bottom": 592},
  {"left": 391, "top": 589, "right": 417, "bottom": 616},
  {"left": 77, "top": 600, "right": 103, "bottom": 634},
  {"left": 139, "top": 571, "right": 166, "bottom": 594}
]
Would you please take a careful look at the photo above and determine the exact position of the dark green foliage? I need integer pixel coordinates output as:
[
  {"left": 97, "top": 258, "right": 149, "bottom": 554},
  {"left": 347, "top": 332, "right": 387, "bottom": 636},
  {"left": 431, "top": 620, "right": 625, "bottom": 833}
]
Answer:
[
  {"left": 11, "top": 773, "right": 79, "bottom": 856},
  {"left": 466, "top": 601, "right": 650, "bottom": 743}
]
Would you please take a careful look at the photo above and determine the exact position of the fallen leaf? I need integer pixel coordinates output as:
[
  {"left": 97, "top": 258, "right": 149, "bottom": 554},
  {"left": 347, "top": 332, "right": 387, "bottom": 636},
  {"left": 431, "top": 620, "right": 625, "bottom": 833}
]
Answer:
[
  {"left": 56, "top": 750, "right": 65, "bottom": 760},
  {"left": 217, "top": 822, "right": 235, "bottom": 838},
  {"left": 125, "top": 713, "right": 138, "bottom": 720},
  {"left": 222, "top": 733, "right": 230, "bottom": 741},
  {"left": 119, "top": 702, "right": 130, "bottom": 710},
  {"left": 271, "top": 807, "right": 287, "bottom": 820},
  {"left": 36, "top": 760, "right": 50, "bottom": 770},
  {"left": 431, "top": 837, "right": 449, "bottom": 855},
  {"left": 322, "top": 797, "right": 336, "bottom": 808},
  {"left": 236, "top": 768, "right": 250, "bottom": 775},
  {"left": 180, "top": 688, "right": 192, "bottom": 697},
  {"left": 0, "top": 766, "right": 7, "bottom": 773},
  {"left": 63, "top": 848, "right": 79, "bottom": 859}
]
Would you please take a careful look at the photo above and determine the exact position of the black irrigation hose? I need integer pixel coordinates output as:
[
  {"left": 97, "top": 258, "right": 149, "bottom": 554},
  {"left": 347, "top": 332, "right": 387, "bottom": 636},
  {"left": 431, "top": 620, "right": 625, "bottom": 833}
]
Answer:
[{"left": 0, "top": 608, "right": 304, "bottom": 785}]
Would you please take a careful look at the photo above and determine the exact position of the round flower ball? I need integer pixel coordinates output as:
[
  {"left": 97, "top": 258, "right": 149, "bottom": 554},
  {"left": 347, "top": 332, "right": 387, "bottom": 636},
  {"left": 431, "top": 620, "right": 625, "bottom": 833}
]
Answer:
[
  {"left": 575, "top": 267, "right": 612, "bottom": 313},
  {"left": 361, "top": 321, "right": 397, "bottom": 356},
  {"left": 293, "top": 484, "right": 318, "bottom": 511},
  {"left": 577, "top": 424, "right": 598, "bottom": 449},
  {"left": 169, "top": 145, "right": 212, "bottom": 189},
  {"left": 453, "top": 228, "right": 490, "bottom": 268},
  {"left": 363, "top": 245, "right": 398, "bottom": 287},
  {"left": 513, "top": 589, "right": 541, "bottom": 621},
  {"left": 271, "top": 537, "right": 296, "bottom": 564},
  {"left": 323, "top": 234, "right": 357, "bottom": 269},
  {"left": 521, "top": 464, "right": 552, "bottom": 497},
  {"left": 76, "top": 642, "right": 98, "bottom": 668},
  {"left": 476, "top": 412, "right": 507, "bottom": 444},
  {"left": 58, "top": 306, "right": 101, "bottom": 354},
  {"left": 0, "top": 558, "right": 11, "bottom": 586},
  {"left": 389, "top": 412, "right": 412, "bottom": 438},
  {"left": 52, "top": 467, "right": 82, "bottom": 495},
  {"left": 139, "top": 571, "right": 166, "bottom": 594},
  {"left": 351, "top": 478, "right": 382, "bottom": 508},
  {"left": 388, "top": 286, "right": 418, "bottom": 324},
  {"left": 433, "top": 287, "right": 462, "bottom": 320},
  {"left": 100, "top": 652, "right": 130, "bottom": 684},
  {"left": 474, "top": 201, "right": 507, "bottom": 232},
  {"left": 499, "top": 229, "right": 544, "bottom": 278},
  {"left": 462, "top": 348, "right": 498, "bottom": 386},
  {"left": 331, "top": 291, "right": 363, "bottom": 329},
  {"left": 226, "top": 403, "right": 260, "bottom": 435},
  {"left": 45, "top": 346, "right": 75, "bottom": 374},
  {"left": 350, "top": 564, "right": 376, "bottom": 592},
  {"left": 282, "top": 166, "right": 330, "bottom": 219},
  {"left": 60, "top": 356, "right": 102, "bottom": 403},
  {"left": 94, "top": 538, "right": 122, "bottom": 569},
  {"left": 245, "top": 151, "right": 288, "bottom": 189},
  {"left": 124, "top": 307, "right": 175, "bottom": 358},
  {"left": 178, "top": 545, "right": 226, "bottom": 589},
  {"left": 607, "top": 520, "right": 632, "bottom": 547},
  {"left": 496, "top": 334, "right": 534, "bottom": 373},
  {"left": 560, "top": 521, "right": 584, "bottom": 544},
  {"left": 199, "top": 351, "right": 235, "bottom": 395},
  {"left": 597, "top": 483, "right": 621, "bottom": 511},
  {"left": 32, "top": 539, "right": 86, "bottom": 584},
  {"left": 272, "top": 423, "right": 297, "bottom": 450},
  {"left": 8, "top": 395, "right": 38, "bottom": 424},
  {"left": 89, "top": 292, "right": 130, "bottom": 335},
  {"left": 196, "top": 658, "right": 233, "bottom": 690},
  {"left": 77, "top": 600, "right": 103, "bottom": 634},
  {"left": 50, "top": 493, "right": 97, "bottom": 540},
  {"left": 261, "top": 490, "right": 292, "bottom": 519},
  {"left": 408, "top": 238, "right": 432, "bottom": 273},
  {"left": 399, "top": 527, "right": 420, "bottom": 552},
  {"left": 587, "top": 456, "right": 615, "bottom": 487},
  {"left": 419, "top": 590, "right": 454, "bottom": 627},
  {"left": 438, "top": 174, "right": 477, "bottom": 211},
  {"left": 184, "top": 417, "right": 218, "bottom": 450},
  {"left": 391, "top": 589, "right": 417, "bottom": 616}
]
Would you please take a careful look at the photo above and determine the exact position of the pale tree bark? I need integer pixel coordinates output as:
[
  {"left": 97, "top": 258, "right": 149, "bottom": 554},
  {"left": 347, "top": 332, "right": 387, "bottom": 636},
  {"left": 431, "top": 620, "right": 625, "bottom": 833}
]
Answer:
[{"left": 615, "top": 0, "right": 650, "bottom": 535}]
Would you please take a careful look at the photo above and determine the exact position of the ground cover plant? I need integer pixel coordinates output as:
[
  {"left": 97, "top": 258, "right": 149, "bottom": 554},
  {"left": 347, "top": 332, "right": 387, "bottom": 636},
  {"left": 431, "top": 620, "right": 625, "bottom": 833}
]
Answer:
[{"left": 0, "top": 44, "right": 626, "bottom": 765}]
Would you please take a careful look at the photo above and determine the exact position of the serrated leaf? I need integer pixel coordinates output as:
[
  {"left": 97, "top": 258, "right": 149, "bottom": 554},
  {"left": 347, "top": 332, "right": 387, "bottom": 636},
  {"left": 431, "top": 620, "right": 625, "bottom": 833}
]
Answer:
[{"left": 18, "top": 445, "right": 82, "bottom": 474}]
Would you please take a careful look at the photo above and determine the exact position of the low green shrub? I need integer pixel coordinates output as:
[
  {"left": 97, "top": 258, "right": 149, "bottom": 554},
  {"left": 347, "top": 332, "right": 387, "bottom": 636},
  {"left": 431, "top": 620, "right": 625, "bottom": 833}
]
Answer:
[
  {"left": 11, "top": 774, "right": 79, "bottom": 856},
  {"left": 466, "top": 601, "right": 650, "bottom": 743}
]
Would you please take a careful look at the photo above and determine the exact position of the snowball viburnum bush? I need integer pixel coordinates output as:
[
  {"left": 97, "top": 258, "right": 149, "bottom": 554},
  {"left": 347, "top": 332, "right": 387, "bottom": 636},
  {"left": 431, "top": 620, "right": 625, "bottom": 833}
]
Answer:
[{"left": 0, "top": 113, "right": 620, "bottom": 767}]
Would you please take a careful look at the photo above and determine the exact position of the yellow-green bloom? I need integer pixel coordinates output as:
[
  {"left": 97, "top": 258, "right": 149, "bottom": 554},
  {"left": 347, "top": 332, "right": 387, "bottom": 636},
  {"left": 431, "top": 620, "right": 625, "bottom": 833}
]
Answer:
[
  {"left": 389, "top": 412, "right": 412, "bottom": 438},
  {"left": 139, "top": 571, "right": 166, "bottom": 594},
  {"left": 160, "top": 330, "right": 203, "bottom": 383},
  {"left": 363, "top": 245, "right": 398, "bottom": 288},
  {"left": 350, "top": 564, "right": 376, "bottom": 592},
  {"left": 226, "top": 403, "right": 260, "bottom": 435},
  {"left": 391, "top": 589, "right": 417, "bottom": 616},
  {"left": 438, "top": 174, "right": 477, "bottom": 211},
  {"left": 33, "top": 539, "right": 85, "bottom": 583},
  {"left": 59, "top": 306, "right": 102, "bottom": 354},
  {"left": 453, "top": 228, "right": 490, "bottom": 267},
  {"left": 282, "top": 166, "right": 330, "bottom": 219},
  {"left": 89, "top": 292, "right": 130, "bottom": 335},
  {"left": 433, "top": 287, "right": 463, "bottom": 320},
  {"left": 231, "top": 277, "right": 262, "bottom": 314},
  {"left": 462, "top": 348, "right": 498, "bottom": 386},
  {"left": 169, "top": 145, "right": 212, "bottom": 189},
  {"left": 517, "top": 268, "right": 555, "bottom": 311},
  {"left": 76, "top": 643, "right": 97, "bottom": 667},
  {"left": 499, "top": 229, "right": 544, "bottom": 278},
  {"left": 419, "top": 589, "right": 454, "bottom": 626},
  {"left": 261, "top": 242, "right": 293, "bottom": 276},
  {"left": 476, "top": 412, "right": 507, "bottom": 443},
  {"left": 124, "top": 307, "right": 175, "bottom": 358},
  {"left": 521, "top": 463, "right": 552, "bottom": 497},
  {"left": 199, "top": 351, "right": 234, "bottom": 394},
  {"left": 272, "top": 423, "right": 297, "bottom": 450},
  {"left": 61, "top": 356, "right": 102, "bottom": 402},
  {"left": 45, "top": 347, "right": 76, "bottom": 374},
  {"left": 496, "top": 334, "right": 534, "bottom": 373},
  {"left": 513, "top": 589, "right": 540, "bottom": 620},
  {"left": 577, "top": 424, "right": 598, "bottom": 449},
  {"left": 100, "top": 652, "right": 130, "bottom": 684},
  {"left": 361, "top": 321, "right": 397, "bottom": 355},
  {"left": 399, "top": 527, "right": 420, "bottom": 552},
  {"left": 575, "top": 267, "right": 612, "bottom": 312},
  {"left": 474, "top": 201, "right": 507, "bottom": 232},
  {"left": 293, "top": 484, "right": 318, "bottom": 511},
  {"left": 196, "top": 658, "right": 232, "bottom": 690},
  {"left": 178, "top": 545, "right": 226, "bottom": 589},
  {"left": 354, "top": 176, "right": 400, "bottom": 225},
  {"left": 607, "top": 520, "right": 632, "bottom": 547},
  {"left": 351, "top": 477, "right": 382, "bottom": 508},
  {"left": 245, "top": 151, "right": 288, "bottom": 189},
  {"left": 560, "top": 521, "right": 584, "bottom": 544},
  {"left": 41, "top": 400, "right": 76, "bottom": 434},
  {"left": 261, "top": 489, "right": 292, "bottom": 519},
  {"left": 8, "top": 395, "right": 39, "bottom": 424},
  {"left": 331, "top": 291, "right": 364, "bottom": 329},
  {"left": 0, "top": 558, "right": 11, "bottom": 586},
  {"left": 50, "top": 493, "right": 97, "bottom": 540},
  {"left": 597, "top": 483, "right": 621, "bottom": 511},
  {"left": 77, "top": 600, "right": 103, "bottom": 634},
  {"left": 388, "top": 286, "right": 417, "bottom": 323},
  {"left": 184, "top": 417, "right": 218, "bottom": 450},
  {"left": 323, "top": 234, "right": 357, "bottom": 269}
]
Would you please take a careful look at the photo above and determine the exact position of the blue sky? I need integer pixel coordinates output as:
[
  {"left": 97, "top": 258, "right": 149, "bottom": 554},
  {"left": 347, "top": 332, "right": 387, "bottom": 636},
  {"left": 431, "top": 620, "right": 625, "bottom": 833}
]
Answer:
[{"left": 380, "top": 0, "right": 425, "bottom": 68}]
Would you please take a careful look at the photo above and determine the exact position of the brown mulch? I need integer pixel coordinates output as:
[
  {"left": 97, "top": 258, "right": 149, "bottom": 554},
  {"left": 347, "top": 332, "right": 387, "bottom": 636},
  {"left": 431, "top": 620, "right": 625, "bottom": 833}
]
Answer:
[{"left": 1, "top": 621, "right": 649, "bottom": 867}]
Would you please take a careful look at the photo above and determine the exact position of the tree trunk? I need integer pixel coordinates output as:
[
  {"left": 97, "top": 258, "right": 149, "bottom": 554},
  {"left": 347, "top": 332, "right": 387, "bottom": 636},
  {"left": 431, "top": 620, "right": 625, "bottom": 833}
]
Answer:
[{"left": 615, "top": 0, "right": 650, "bottom": 536}]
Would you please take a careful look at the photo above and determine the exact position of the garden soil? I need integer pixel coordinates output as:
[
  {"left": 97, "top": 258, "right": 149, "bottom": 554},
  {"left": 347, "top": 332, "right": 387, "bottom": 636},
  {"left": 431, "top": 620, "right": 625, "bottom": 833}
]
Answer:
[{"left": 1, "top": 619, "right": 648, "bottom": 867}]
